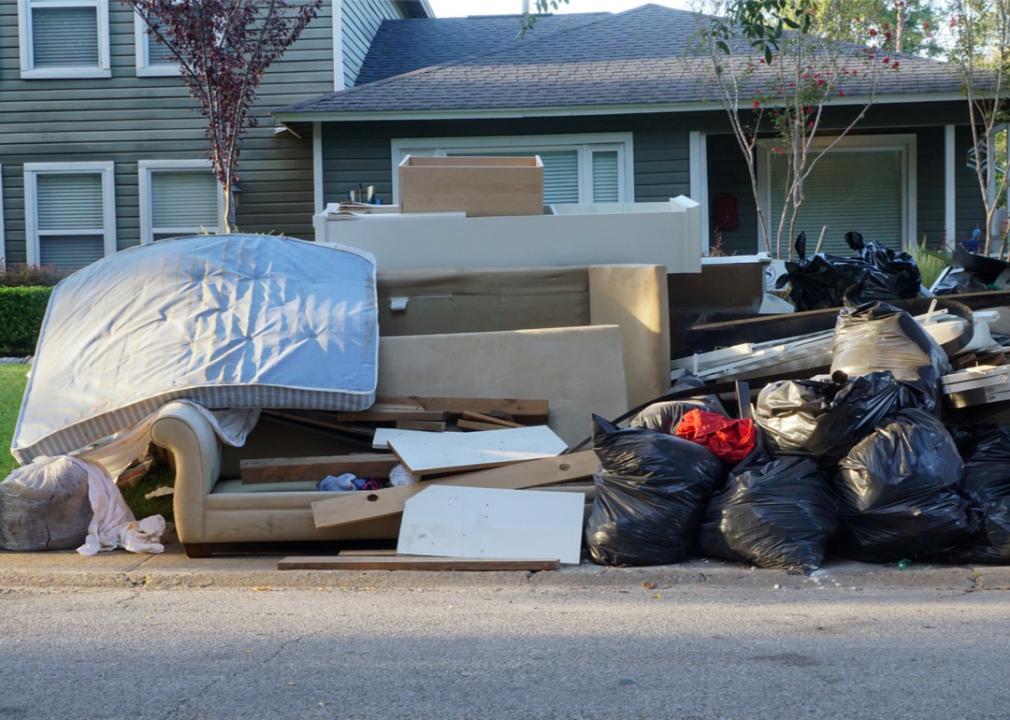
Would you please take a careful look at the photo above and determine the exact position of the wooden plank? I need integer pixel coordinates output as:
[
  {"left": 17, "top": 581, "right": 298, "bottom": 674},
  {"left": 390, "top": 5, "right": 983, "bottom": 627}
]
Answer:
[
  {"left": 277, "top": 555, "right": 560, "bottom": 571},
  {"left": 376, "top": 396, "right": 549, "bottom": 420},
  {"left": 395, "top": 420, "right": 447, "bottom": 431},
  {"left": 461, "top": 410, "right": 523, "bottom": 428},
  {"left": 334, "top": 404, "right": 447, "bottom": 423},
  {"left": 388, "top": 425, "right": 567, "bottom": 476},
  {"left": 311, "top": 450, "right": 598, "bottom": 529},
  {"left": 457, "top": 419, "right": 508, "bottom": 432},
  {"left": 240, "top": 453, "right": 398, "bottom": 485},
  {"left": 373, "top": 427, "right": 448, "bottom": 450}
]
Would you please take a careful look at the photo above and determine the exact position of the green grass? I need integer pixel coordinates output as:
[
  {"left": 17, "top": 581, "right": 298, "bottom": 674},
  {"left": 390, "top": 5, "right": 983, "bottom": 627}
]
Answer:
[{"left": 0, "top": 364, "right": 29, "bottom": 478}]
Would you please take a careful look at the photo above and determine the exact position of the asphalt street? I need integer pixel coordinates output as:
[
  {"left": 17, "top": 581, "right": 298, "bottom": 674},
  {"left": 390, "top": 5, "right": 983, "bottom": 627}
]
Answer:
[{"left": 1, "top": 583, "right": 1009, "bottom": 719}]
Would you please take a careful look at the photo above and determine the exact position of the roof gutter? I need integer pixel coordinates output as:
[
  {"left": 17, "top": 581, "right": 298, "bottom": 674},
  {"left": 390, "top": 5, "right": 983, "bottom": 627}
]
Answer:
[{"left": 274, "top": 91, "right": 967, "bottom": 123}]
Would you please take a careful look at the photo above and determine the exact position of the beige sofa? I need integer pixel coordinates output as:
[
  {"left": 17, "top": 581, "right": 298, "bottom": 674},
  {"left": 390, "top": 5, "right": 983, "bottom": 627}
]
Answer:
[{"left": 150, "top": 264, "right": 670, "bottom": 557}]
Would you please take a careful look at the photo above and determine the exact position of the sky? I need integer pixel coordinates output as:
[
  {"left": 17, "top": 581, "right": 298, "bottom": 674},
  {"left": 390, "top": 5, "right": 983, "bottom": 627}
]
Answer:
[{"left": 427, "top": 0, "right": 693, "bottom": 18}]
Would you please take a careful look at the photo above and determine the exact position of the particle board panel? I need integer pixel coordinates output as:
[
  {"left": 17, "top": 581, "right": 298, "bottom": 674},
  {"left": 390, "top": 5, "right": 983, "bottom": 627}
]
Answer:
[
  {"left": 396, "top": 486, "right": 585, "bottom": 565},
  {"left": 388, "top": 425, "right": 567, "bottom": 476}
]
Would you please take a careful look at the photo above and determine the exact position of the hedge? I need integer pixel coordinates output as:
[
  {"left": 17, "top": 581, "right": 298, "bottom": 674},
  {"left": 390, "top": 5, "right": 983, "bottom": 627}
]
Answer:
[{"left": 0, "top": 286, "right": 52, "bottom": 356}]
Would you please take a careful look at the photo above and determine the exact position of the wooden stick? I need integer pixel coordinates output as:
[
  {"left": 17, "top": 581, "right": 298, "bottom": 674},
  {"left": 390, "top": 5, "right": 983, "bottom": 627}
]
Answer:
[
  {"left": 278, "top": 556, "right": 560, "bottom": 571},
  {"left": 814, "top": 224, "right": 828, "bottom": 255},
  {"left": 461, "top": 410, "right": 522, "bottom": 428}
]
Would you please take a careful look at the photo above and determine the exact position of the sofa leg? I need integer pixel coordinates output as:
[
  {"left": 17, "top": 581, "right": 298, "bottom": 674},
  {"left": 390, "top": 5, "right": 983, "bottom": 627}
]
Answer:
[{"left": 184, "top": 543, "right": 215, "bottom": 559}]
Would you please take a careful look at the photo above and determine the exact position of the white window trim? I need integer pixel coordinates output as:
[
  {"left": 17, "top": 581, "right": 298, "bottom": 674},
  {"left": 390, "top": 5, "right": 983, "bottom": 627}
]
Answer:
[
  {"left": 134, "top": 13, "right": 179, "bottom": 77},
  {"left": 389, "top": 133, "right": 636, "bottom": 205},
  {"left": 138, "top": 159, "right": 223, "bottom": 244},
  {"left": 23, "top": 161, "right": 117, "bottom": 266},
  {"left": 332, "top": 0, "right": 346, "bottom": 91},
  {"left": 688, "top": 131, "right": 709, "bottom": 257},
  {"left": 756, "top": 133, "right": 918, "bottom": 251},
  {"left": 18, "top": 0, "right": 111, "bottom": 80}
]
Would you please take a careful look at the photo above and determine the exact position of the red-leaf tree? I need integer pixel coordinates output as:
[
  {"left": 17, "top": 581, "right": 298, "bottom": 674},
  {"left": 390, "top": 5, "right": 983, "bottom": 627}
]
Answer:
[{"left": 124, "top": 0, "right": 323, "bottom": 232}]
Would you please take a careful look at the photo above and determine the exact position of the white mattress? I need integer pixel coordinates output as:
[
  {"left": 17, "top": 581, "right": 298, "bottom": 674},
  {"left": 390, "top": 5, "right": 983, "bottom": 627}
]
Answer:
[{"left": 12, "top": 234, "right": 378, "bottom": 463}]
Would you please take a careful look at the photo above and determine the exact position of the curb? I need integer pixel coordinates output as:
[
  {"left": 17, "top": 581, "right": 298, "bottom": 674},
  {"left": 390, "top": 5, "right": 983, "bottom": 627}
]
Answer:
[{"left": 2, "top": 560, "right": 1008, "bottom": 592}]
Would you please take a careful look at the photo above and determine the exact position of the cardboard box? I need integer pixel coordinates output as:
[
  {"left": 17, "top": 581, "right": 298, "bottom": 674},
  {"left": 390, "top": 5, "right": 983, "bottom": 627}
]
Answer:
[{"left": 398, "top": 155, "right": 544, "bottom": 217}]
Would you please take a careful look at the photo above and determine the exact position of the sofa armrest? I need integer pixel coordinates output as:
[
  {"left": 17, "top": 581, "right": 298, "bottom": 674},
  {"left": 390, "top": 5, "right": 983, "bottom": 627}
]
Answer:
[{"left": 151, "top": 402, "right": 222, "bottom": 543}]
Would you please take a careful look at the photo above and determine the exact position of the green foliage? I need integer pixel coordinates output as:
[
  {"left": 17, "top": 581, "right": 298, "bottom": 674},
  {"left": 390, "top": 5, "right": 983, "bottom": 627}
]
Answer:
[
  {"left": 0, "top": 263, "right": 70, "bottom": 288},
  {"left": 0, "top": 364, "right": 29, "bottom": 479},
  {"left": 0, "top": 287, "right": 52, "bottom": 356},
  {"left": 910, "top": 241, "right": 950, "bottom": 288}
]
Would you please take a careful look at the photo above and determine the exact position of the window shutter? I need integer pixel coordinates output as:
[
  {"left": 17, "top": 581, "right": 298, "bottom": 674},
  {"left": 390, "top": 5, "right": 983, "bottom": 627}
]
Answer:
[
  {"left": 769, "top": 149, "right": 903, "bottom": 254},
  {"left": 36, "top": 173, "right": 104, "bottom": 231},
  {"left": 592, "top": 151, "right": 620, "bottom": 202},
  {"left": 151, "top": 171, "right": 219, "bottom": 231},
  {"left": 31, "top": 7, "right": 99, "bottom": 68},
  {"left": 539, "top": 150, "right": 580, "bottom": 205},
  {"left": 39, "top": 235, "right": 104, "bottom": 270}
]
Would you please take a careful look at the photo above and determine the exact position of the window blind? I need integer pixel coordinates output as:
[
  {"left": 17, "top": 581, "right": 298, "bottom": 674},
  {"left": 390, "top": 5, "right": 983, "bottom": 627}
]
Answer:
[
  {"left": 36, "top": 173, "right": 104, "bottom": 231},
  {"left": 31, "top": 6, "right": 99, "bottom": 68},
  {"left": 539, "top": 150, "right": 580, "bottom": 205},
  {"left": 145, "top": 20, "right": 173, "bottom": 66},
  {"left": 39, "top": 235, "right": 104, "bottom": 270},
  {"left": 769, "top": 149, "right": 903, "bottom": 254},
  {"left": 151, "top": 171, "right": 219, "bottom": 231},
  {"left": 592, "top": 151, "right": 620, "bottom": 202}
]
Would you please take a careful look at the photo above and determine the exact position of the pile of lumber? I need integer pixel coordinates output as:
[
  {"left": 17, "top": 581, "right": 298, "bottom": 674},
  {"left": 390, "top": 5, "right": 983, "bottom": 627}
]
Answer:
[{"left": 239, "top": 395, "right": 597, "bottom": 572}]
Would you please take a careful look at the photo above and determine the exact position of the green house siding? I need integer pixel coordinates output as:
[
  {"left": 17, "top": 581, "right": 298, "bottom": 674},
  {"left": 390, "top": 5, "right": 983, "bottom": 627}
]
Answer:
[
  {"left": 0, "top": 0, "right": 338, "bottom": 265},
  {"left": 321, "top": 114, "right": 691, "bottom": 208},
  {"left": 343, "top": 0, "right": 404, "bottom": 87},
  {"left": 955, "top": 124, "right": 990, "bottom": 246}
]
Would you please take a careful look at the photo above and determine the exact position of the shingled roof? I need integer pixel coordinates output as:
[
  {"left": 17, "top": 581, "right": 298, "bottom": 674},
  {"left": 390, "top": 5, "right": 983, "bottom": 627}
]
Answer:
[
  {"left": 355, "top": 12, "right": 610, "bottom": 86},
  {"left": 279, "top": 3, "right": 964, "bottom": 120}
]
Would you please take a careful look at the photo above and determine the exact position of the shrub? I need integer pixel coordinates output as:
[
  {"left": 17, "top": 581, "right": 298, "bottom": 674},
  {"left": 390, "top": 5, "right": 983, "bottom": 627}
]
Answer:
[
  {"left": 0, "top": 287, "right": 52, "bottom": 356},
  {"left": 0, "top": 263, "right": 71, "bottom": 288}
]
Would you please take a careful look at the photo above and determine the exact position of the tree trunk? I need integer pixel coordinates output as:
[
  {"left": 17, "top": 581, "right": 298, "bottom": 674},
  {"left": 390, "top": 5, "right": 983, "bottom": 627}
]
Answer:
[{"left": 895, "top": 3, "right": 905, "bottom": 54}]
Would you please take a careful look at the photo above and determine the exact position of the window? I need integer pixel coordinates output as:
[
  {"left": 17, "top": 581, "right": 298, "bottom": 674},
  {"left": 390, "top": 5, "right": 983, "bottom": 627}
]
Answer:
[
  {"left": 138, "top": 160, "right": 223, "bottom": 243},
  {"left": 18, "top": 0, "right": 110, "bottom": 79},
  {"left": 134, "top": 13, "right": 178, "bottom": 77},
  {"left": 23, "top": 162, "right": 116, "bottom": 270},
  {"left": 758, "top": 134, "right": 916, "bottom": 253},
  {"left": 390, "top": 134, "right": 634, "bottom": 206}
]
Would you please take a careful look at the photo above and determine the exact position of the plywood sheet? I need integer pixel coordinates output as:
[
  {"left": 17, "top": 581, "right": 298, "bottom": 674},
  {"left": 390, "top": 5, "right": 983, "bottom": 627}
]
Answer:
[
  {"left": 377, "top": 326, "right": 627, "bottom": 445},
  {"left": 397, "top": 486, "right": 585, "bottom": 565}
]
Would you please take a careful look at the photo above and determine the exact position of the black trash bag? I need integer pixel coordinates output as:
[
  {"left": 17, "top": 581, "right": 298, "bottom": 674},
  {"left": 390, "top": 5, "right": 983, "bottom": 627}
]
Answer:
[
  {"left": 943, "top": 427, "right": 1010, "bottom": 563},
  {"left": 931, "top": 267, "right": 990, "bottom": 296},
  {"left": 835, "top": 408, "right": 972, "bottom": 563},
  {"left": 776, "top": 232, "right": 921, "bottom": 311},
  {"left": 630, "top": 375, "right": 727, "bottom": 433},
  {"left": 755, "top": 371, "right": 929, "bottom": 466},
  {"left": 698, "top": 453, "right": 837, "bottom": 572},
  {"left": 831, "top": 299, "right": 950, "bottom": 410},
  {"left": 849, "top": 232, "right": 922, "bottom": 302},
  {"left": 585, "top": 415, "right": 726, "bottom": 566}
]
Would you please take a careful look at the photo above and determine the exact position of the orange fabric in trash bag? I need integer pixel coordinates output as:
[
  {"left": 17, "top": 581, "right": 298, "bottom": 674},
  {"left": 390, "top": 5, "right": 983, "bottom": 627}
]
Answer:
[{"left": 674, "top": 409, "right": 757, "bottom": 463}]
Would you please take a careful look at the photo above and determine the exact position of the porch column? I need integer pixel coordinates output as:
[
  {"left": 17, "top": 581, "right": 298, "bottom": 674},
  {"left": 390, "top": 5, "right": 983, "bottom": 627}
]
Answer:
[
  {"left": 688, "top": 131, "right": 709, "bottom": 256},
  {"left": 945, "top": 124, "right": 956, "bottom": 249},
  {"left": 313, "top": 121, "right": 324, "bottom": 215}
]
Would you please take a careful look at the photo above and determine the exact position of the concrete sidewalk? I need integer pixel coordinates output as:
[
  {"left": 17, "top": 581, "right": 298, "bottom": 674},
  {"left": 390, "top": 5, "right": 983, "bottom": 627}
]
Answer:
[{"left": 3, "top": 541, "right": 1010, "bottom": 591}]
